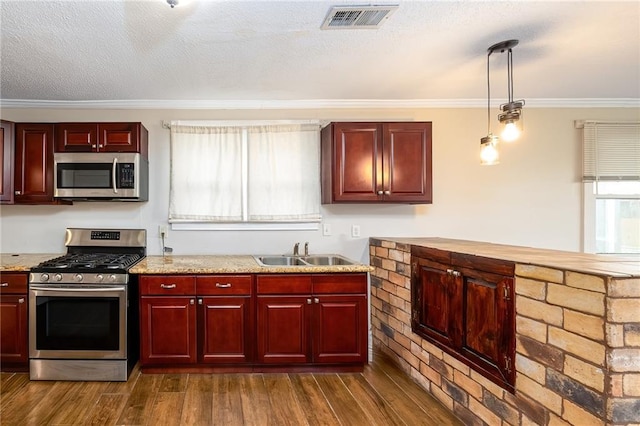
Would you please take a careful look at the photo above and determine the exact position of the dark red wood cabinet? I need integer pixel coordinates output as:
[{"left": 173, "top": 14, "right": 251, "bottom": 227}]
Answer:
[
  {"left": 0, "top": 273, "right": 29, "bottom": 370},
  {"left": 140, "top": 274, "right": 254, "bottom": 367},
  {"left": 13, "top": 123, "right": 56, "bottom": 203},
  {"left": 256, "top": 273, "right": 368, "bottom": 365},
  {"left": 140, "top": 275, "right": 197, "bottom": 365},
  {"left": 321, "top": 122, "right": 432, "bottom": 204},
  {"left": 0, "top": 120, "right": 15, "bottom": 204},
  {"left": 55, "top": 122, "right": 148, "bottom": 156},
  {"left": 411, "top": 246, "right": 515, "bottom": 392},
  {"left": 197, "top": 275, "right": 253, "bottom": 364}
]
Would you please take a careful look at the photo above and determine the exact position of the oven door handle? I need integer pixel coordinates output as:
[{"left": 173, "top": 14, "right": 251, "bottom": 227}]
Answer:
[
  {"left": 30, "top": 286, "right": 126, "bottom": 292},
  {"left": 112, "top": 157, "right": 118, "bottom": 194}
]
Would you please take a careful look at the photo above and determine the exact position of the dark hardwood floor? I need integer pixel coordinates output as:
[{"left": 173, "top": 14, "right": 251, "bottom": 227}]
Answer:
[{"left": 0, "top": 353, "right": 462, "bottom": 425}]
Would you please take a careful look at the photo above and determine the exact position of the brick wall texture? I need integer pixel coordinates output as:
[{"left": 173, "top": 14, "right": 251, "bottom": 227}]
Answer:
[{"left": 369, "top": 238, "right": 640, "bottom": 426}]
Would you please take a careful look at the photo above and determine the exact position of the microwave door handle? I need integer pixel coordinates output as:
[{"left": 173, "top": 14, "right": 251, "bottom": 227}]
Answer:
[{"left": 112, "top": 158, "right": 118, "bottom": 194}]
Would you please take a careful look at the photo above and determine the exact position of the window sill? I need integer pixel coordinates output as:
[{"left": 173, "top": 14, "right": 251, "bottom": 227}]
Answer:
[{"left": 170, "top": 222, "right": 320, "bottom": 232}]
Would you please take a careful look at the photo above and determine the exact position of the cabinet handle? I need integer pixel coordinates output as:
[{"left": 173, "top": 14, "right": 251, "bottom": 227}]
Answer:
[
  {"left": 452, "top": 271, "right": 461, "bottom": 277},
  {"left": 18, "top": 298, "right": 25, "bottom": 304},
  {"left": 15, "top": 191, "right": 21, "bottom": 195},
  {"left": 377, "top": 190, "right": 383, "bottom": 195},
  {"left": 0, "top": 283, "right": 8, "bottom": 287},
  {"left": 190, "top": 299, "right": 195, "bottom": 305},
  {"left": 314, "top": 298, "right": 319, "bottom": 304},
  {"left": 215, "top": 283, "right": 232, "bottom": 288},
  {"left": 384, "top": 190, "right": 390, "bottom": 195},
  {"left": 160, "top": 283, "right": 176, "bottom": 289},
  {"left": 198, "top": 299, "right": 203, "bottom": 305},
  {"left": 98, "top": 144, "right": 104, "bottom": 148},
  {"left": 446, "top": 269, "right": 453, "bottom": 275},
  {"left": 91, "top": 144, "right": 96, "bottom": 148},
  {"left": 307, "top": 298, "right": 312, "bottom": 304}
]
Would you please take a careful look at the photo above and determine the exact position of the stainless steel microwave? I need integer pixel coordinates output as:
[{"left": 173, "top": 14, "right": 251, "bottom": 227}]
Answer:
[{"left": 54, "top": 152, "right": 148, "bottom": 201}]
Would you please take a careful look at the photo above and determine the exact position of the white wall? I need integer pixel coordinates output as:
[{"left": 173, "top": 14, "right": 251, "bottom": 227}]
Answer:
[{"left": 1, "top": 107, "right": 637, "bottom": 262}]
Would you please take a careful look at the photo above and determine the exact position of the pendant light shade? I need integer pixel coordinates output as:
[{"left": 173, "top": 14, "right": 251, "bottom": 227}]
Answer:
[{"left": 479, "top": 39, "right": 525, "bottom": 164}]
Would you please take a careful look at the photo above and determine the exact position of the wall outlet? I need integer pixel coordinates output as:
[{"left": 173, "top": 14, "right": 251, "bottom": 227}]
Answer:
[
  {"left": 158, "top": 225, "right": 168, "bottom": 237},
  {"left": 322, "top": 223, "right": 332, "bottom": 236},
  {"left": 351, "top": 225, "right": 361, "bottom": 238}
]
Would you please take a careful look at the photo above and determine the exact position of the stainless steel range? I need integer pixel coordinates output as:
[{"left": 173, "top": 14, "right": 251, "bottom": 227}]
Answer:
[{"left": 29, "top": 228, "right": 146, "bottom": 381}]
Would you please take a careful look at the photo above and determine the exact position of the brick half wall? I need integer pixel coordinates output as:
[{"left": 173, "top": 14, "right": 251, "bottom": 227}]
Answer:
[{"left": 369, "top": 238, "right": 640, "bottom": 426}]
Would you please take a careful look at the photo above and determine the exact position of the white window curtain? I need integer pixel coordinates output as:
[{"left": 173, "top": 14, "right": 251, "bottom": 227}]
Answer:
[
  {"left": 248, "top": 124, "right": 321, "bottom": 221},
  {"left": 169, "top": 121, "right": 321, "bottom": 223}
]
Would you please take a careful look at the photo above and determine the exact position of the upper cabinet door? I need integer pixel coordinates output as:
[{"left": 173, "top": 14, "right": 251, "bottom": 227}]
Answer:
[
  {"left": 14, "top": 123, "right": 55, "bottom": 203},
  {"left": 330, "top": 122, "right": 382, "bottom": 202},
  {"left": 0, "top": 120, "right": 15, "bottom": 204},
  {"left": 55, "top": 123, "right": 98, "bottom": 152},
  {"left": 321, "top": 122, "right": 432, "bottom": 204},
  {"left": 55, "top": 122, "right": 147, "bottom": 155},
  {"left": 99, "top": 123, "right": 140, "bottom": 153},
  {"left": 383, "top": 122, "right": 432, "bottom": 203}
]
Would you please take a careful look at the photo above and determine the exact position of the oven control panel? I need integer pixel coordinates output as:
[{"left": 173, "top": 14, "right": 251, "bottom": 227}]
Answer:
[{"left": 91, "top": 231, "right": 121, "bottom": 240}]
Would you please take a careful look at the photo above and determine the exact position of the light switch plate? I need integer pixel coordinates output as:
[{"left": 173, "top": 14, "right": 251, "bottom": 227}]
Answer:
[
  {"left": 351, "top": 225, "right": 361, "bottom": 238},
  {"left": 323, "top": 224, "right": 332, "bottom": 236}
]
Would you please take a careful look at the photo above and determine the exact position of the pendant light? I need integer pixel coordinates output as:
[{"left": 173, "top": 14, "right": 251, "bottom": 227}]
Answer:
[
  {"left": 480, "top": 39, "right": 525, "bottom": 165},
  {"left": 495, "top": 40, "right": 525, "bottom": 142}
]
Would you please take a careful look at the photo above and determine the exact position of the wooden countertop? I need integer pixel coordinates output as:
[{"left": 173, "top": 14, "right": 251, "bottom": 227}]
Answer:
[
  {"left": 375, "top": 237, "right": 640, "bottom": 278},
  {"left": 130, "top": 255, "right": 373, "bottom": 274},
  {"left": 0, "top": 254, "right": 61, "bottom": 272}
]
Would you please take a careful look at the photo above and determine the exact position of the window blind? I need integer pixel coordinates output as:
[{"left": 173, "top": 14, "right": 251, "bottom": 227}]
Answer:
[{"left": 583, "top": 121, "right": 640, "bottom": 182}]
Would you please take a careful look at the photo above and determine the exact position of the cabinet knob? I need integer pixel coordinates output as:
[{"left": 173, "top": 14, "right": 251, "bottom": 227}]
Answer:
[
  {"left": 15, "top": 191, "right": 21, "bottom": 195},
  {"left": 314, "top": 298, "right": 319, "bottom": 304},
  {"left": 198, "top": 299, "right": 203, "bottom": 305},
  {"left": 98, "top": 144, "right": 104, "bottom": 148},
  {"left": 307, "top": 298, "right": 312, "bottom": 304},
  {"left": 91, "top": 144, "right": 96, "bottom": 148},
  {"left": 384, "top": 190, "right": 390, "bottom": 195},
  {"left": 18, "top": 298, "right": 25, "bottom": 304},
  {"left": 452, "top": 271, "right": 461, "bottom": 277},
  {"left": 377, "top": 190, "right": 383, "bottom": 195},
  {"left": 0, "top": 282, "right": 8, "bottom": 287},
  {"left": 190, "top": 299, "right": 195, "bottom": 305}
]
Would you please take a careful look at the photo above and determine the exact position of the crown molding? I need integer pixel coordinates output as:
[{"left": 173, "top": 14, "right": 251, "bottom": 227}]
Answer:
[{"left": 0, "top": 98, "right": 638, "bottom": 110}]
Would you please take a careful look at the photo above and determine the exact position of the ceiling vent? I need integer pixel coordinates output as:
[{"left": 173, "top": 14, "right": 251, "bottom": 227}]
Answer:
[{"left": 321, "top": 5, "right": 399, "bottom": 30}]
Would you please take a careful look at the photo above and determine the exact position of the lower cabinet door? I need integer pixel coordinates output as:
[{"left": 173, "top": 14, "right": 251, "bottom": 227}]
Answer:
[
  {"left": 140, "top": 296, "right": 197, "bottom": 365},
  {"left": 199, "top": 296, "right": 252, "bottom": 363},
  {"left": 256, "top": 296, "right": 311, "bottom": 364},
  {"left": 313, "top": 294, "right": 368, "bottom": 364},
  {"left": 0, "top": 295, "right": 28, "bottom": 366}
]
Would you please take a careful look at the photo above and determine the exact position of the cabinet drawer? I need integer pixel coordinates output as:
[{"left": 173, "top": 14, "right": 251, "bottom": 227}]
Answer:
[
  {"left": 0, "top": 273, "right": 28, "bottom": 294},
  {"left": 313, "top": 274, "right": 367, "bottom": 294},
  {"left": 196, "top": 275, "right": 252, "bottom": 295},
  {"left": 140, "top": 275, "right": 195, "bottom": 295},
  {"left": 256, "top": 275, "right": 312, "bottom": 295}
]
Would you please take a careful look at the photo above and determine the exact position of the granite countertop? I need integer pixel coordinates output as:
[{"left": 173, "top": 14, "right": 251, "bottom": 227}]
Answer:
[
  {"left": 0, "top": 253, "right": 61, "bottom": 272},
  {"left": 130, "top": 255, "right": 373, "bottom": 274},
  {"left": 376, "top": 237, "right": 640, "bottom": 278}
]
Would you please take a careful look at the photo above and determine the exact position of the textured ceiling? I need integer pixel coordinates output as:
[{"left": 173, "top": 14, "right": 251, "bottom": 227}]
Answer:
[{"left": 1, "top": 0, "right": 639, "bottom": 108}]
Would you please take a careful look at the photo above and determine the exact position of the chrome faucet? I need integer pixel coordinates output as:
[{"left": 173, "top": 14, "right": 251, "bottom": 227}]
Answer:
[
  {"left": 304, "top": 242, "right": 309, "bottom": 256},
  {"left": 293, "top": 242, "right": 300, "bottom": 256}
]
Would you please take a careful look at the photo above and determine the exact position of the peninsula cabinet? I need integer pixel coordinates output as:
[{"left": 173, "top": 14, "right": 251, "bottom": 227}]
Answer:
[
  {"left": 321, "top": 122, "right": 432, "bottom": 204},
  {"left": 411, "top": 246, "right": 515, "bottom": 391},
  {"left": 0, "top": 120, "right": 14, "bottom": 203},
  {"left": 13, "top": 123, "right": 56, "bottom": 204},
  {"left": 55, "top": 122, "right": 149, "bottom": 156},
  {"left": 256, "top": 273, "right": 368, "bottom": 365},
  {"left": 0, "top": 273, "right": 28, "bottom": 371}
]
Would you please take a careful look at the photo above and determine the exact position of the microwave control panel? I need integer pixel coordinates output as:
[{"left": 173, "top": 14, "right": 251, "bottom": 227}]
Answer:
[{"left": 117, "top": 163, "right": 135, "bottom": 188}]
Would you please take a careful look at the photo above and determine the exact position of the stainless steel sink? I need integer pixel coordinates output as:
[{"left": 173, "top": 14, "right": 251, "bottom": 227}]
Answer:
[
  {"left": 253, "top": 254, "right": 356, "bottom": 267},
  {"left": 301, "top": 255, "right": 354, "bottom": 266},
  {"left": 255, "top": 256, "right": 308, "bottom": 266}
]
